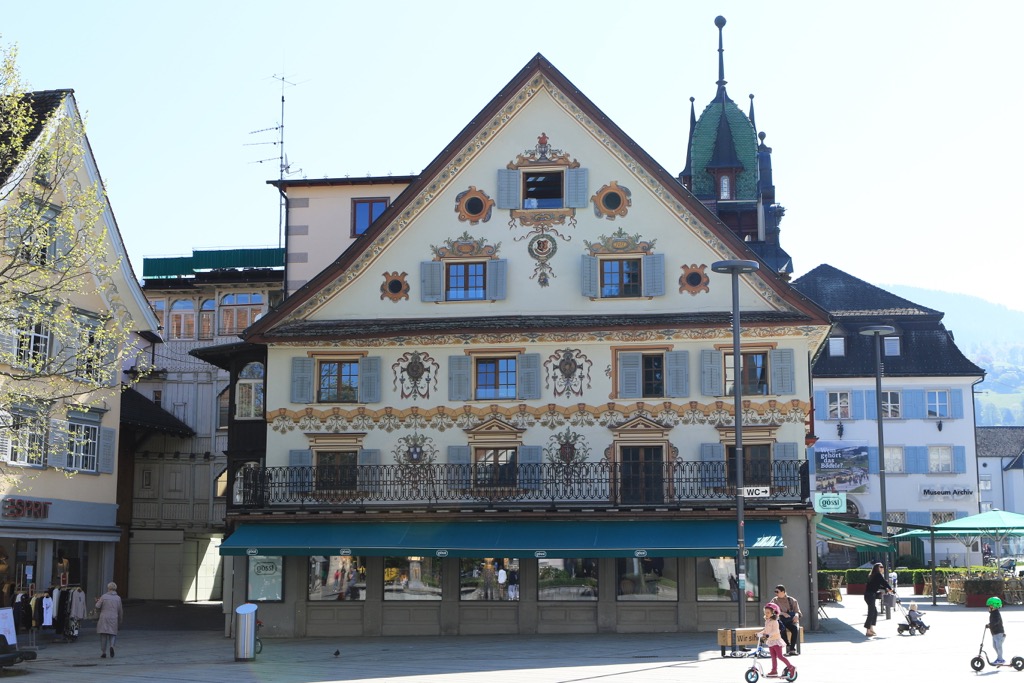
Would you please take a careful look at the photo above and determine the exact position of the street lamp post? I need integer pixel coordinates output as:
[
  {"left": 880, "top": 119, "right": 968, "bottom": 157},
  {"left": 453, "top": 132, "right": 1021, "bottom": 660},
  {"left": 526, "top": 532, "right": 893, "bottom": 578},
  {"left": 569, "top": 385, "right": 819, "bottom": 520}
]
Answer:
[
  {"left": 860, "top": 324, "right": 895, "bottom": 618},
  {"left": 712, "top": 259, "right": 759, "bottom": 628}
]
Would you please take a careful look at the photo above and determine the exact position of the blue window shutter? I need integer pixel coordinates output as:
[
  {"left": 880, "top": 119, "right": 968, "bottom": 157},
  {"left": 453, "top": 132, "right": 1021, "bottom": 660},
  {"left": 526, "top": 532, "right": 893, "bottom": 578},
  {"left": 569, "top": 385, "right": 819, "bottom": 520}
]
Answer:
[
  {"left": 807, "top": 447, "right": 816, "bottom": 475},
  {"left": 867, "top": 446, "right": 879, "bottom": 474},
  {"left": 774, "top": 442, "right": 798, "bottom": 460},
  {"left": 497, "top": 169, "right": 519, "bottom": 209},
  {"left": 288, "top": 449, "right": 312, "bottom": 496},
  {"left": 665, "top": 350, "right": 689, "bottom": 398},
  {"left": 566, "top": 168, "right": 589, "bottom": 208},
  {"left": 448, "top": 355, "right": 472, "bottom": 401},
  {"left": 97, "top": 426, "right": 116, "bottom": 474},
  {"left": 907, "top": 511, "right": 930, "bottom": 527},
  {"left": 420, "top": 261, "right": 444, "bottom": 302},
  {"left": 486, "top": 259, "right": 508, "bottom": 301},
  {"left": 770, "top": 348, "right": 795, "bottom": 395},
  {"left": 951, "top": 389, "right": 964, "bottom": 419},
  {"left": 448, "top": 445, "right": 471, "bottom": 489},
  {"left": 358, "top": 448, "right": 381, "bottom": 493},
  {"left": 0, "top": 410, "right": 11, "bottom": 461},
  {"left": 701, "top": 349, "right": 722, "bottom": 396},
  {"left": 618, "top": 352, "right": 642, "bottom": 398},
  {"left": 48, "top": 419, "right": 68, "bottom": 469},
  {"left": 641, "top": 254, "right": 665, "bottom": 297},
  {"left": 517, "top": 353, "right": 541, "bottom": 400},
  {"left": 852, "top": 390, "right": 865, "bottom": 420},
  {"left": 953, "top": 445, "right": 966, "bottom": 473},
  {"left": 865, "top": 390, "right": 877, "bottom": 420},
  {"left": 518, "top": 445, "right": 543, "bottom": 490},
  {"left": 700, "top": 442, "right": 726, "bottom": 487},
  {"left": 904, "top": 389, "right": 926, "bottom": 419},
  {"left": 291, "top": 357, "right": 314, "bottom": 404},
  {"left": 358, "top": 356, "right": 381, "bottom": 404},
  {"left": 581, "top": 255, "right": 598, "bottom": 298},
  {"left": 813, "top": 391, "right": 827, "bottom": 421},
  {"left": 289, "top": 449, "right": 312, "bottom": 467},
  {"left": 955, "top": 510, "right": 968, "bottom": 520},
  {"left": 907, "top": 446, "right": 929, "bottom": 474}
]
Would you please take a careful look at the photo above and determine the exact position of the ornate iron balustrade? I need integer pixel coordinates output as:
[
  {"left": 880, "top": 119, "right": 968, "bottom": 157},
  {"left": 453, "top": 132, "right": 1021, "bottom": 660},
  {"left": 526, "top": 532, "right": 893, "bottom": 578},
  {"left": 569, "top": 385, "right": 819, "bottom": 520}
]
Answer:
[{"left": 233, "top": 460, "right": 808, "bottom": 511}]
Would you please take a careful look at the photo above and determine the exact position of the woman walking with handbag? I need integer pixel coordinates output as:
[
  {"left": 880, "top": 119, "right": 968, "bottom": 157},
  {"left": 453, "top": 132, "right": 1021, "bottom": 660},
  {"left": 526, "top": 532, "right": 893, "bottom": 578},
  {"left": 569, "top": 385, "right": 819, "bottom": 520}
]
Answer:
[{"left": 864, "top": 563, "right": 893, "bottom": 637}]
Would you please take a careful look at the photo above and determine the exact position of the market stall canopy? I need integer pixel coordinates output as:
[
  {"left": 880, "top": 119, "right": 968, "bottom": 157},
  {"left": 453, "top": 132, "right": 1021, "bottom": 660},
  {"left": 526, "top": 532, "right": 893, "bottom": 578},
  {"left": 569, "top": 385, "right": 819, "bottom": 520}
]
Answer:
[
  {"left": 816, "top": 516, "right": 893, "bottom": 551},
  {"left": 894, "top": 509, "right": 1024, "bottom": 547}
]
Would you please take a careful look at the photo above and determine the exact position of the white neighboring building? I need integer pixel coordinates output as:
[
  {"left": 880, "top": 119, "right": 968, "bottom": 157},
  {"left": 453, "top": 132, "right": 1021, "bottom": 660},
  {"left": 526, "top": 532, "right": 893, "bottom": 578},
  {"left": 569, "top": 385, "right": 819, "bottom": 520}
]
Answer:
[{"left": 793, "top": 264, "right": 985, "bottom": 568}]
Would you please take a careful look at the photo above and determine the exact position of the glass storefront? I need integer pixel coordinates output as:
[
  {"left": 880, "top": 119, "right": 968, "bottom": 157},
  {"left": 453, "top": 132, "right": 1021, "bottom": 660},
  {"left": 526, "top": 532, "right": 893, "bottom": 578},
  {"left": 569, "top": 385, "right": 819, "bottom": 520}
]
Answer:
[
  {"left": 615, "top": 557, "right": 678, "bottom": 600},
  {"left": 695, "top": 556, "right": 760, "bottom": 602},
  {"left": 459, "top": 558, "right": 519, "bottom": 600},
  {"left": 308, "top": 555, "right": 365, "bottom": 601},
  {"left": 383, "top": 557, "right": 442, "bottom": 600},
  {"left": 538, "top": 558, "right": 598, "bottom": 600}
]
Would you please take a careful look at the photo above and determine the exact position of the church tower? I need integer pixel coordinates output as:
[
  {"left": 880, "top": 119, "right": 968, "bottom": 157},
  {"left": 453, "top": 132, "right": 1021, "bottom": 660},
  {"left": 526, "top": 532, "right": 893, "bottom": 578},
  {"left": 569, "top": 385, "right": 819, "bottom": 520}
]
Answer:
[{"left": 680, "top": 16, "right": 793, "bottom": 277}]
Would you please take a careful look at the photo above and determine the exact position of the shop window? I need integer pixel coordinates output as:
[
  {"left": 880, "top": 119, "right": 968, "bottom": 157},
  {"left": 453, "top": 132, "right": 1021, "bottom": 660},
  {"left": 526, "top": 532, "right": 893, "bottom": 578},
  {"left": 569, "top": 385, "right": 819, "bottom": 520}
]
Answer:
[
  {"left": 460, "top": 558, "right": 520, "bottom": 601},
  {"left": 616, "top": 557, "right": 678, "bottom": 601},
  {"left": 308, "top": 555, "right": 365, "bottom": 601},
  {"left": 383, "top": 557, "right": 442, "bottom": 600},
  {"left": 696, "top": 557, "right": 760, "bottom": 602},
  {"left": 247, "top": 555, "right": 283, "bottom": 602},
  {"left": 537, "top": 558, "right": 599, "bottom": 601}
]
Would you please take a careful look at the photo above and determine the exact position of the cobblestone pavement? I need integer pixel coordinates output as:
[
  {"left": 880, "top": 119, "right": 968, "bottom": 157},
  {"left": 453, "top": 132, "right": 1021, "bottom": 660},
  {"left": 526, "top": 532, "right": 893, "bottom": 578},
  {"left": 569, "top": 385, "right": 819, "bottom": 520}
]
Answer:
[{"left": 4, "top": 588, "right": 1018, "bottom": 682}]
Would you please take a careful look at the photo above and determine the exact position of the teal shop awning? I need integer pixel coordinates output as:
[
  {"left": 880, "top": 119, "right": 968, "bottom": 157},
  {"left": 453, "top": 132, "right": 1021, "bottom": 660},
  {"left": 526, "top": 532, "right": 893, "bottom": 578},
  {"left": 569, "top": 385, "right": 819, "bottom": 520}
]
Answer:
[
  {"left": 220, "top": 519, "right": 786, "bottom": 558},
  {"left": 816, "top": 517, "right": 893, "bottom": 551}
]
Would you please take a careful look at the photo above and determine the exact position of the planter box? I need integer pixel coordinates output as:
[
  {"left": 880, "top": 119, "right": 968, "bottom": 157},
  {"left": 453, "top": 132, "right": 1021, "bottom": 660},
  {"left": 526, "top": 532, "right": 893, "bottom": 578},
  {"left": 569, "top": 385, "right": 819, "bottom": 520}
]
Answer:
[
  {"left": 913, "top": 584, "right": 925, "bottom": 595},
  {"left": 966, "top": 594, "right": 991, "bottom": 608},
  {"left": 846, "top": 583, "right": 866, "bottom": 595}
]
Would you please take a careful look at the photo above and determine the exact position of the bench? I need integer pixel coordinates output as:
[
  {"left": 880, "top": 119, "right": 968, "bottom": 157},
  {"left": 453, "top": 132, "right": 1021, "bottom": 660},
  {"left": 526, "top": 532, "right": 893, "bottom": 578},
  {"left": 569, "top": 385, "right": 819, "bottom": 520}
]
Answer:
[
  {"left": 717, "top": 626, "right": 803, "bottom": 657},
  {"left": 0, "top": 634, "right": 36, "bottom": 669}
]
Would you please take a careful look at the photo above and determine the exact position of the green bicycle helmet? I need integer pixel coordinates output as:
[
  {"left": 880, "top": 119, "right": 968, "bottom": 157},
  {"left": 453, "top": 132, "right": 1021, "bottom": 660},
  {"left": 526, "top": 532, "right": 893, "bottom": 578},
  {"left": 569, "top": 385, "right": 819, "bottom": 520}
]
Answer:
[{"left": 987, "top": 596, "right": 1003, "bottom": 609}]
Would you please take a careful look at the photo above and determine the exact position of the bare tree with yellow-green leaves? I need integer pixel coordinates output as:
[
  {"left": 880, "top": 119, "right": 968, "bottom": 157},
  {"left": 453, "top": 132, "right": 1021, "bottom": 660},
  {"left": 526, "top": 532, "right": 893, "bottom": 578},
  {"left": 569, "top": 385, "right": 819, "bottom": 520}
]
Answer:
[{"left": 0, "top": 39, "right": 158, "bottom": 488}]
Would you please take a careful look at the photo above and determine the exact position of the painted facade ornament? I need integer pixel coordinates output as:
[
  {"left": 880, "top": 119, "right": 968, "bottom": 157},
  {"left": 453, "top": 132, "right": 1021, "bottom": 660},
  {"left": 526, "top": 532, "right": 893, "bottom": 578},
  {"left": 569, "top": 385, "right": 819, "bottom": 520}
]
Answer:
[
  {"left": 584, "top": 227, "right": 656, "bottom": 255},
  {"left": 392, "top": 432, "right": 438, "bottom": 466},
  {"left": 544, "top": 426, "right": 591, "bottom": 466},
  {"left": 380, "top": 271, "right": 410, "bottom": 302},
  {"left": 527, "top": 233, "right": 557, "bottom": 286},
  {"left": 543, "top": 348, "right": 592, "bottom": 397},
  {"left": 591, "top": 181, "right": 632, "bottom": 220},
  {"left": 392, "top": 351, "right": 439, "bottom": 400},
  {"left": 454, "top": 186, "right": 494, "bottom": 225},
  {"left": 679, "top": 264, "right": 710, "bottom": 296},
  {"left": 431, "top": 231, "right": 501, "bottom": 260}
]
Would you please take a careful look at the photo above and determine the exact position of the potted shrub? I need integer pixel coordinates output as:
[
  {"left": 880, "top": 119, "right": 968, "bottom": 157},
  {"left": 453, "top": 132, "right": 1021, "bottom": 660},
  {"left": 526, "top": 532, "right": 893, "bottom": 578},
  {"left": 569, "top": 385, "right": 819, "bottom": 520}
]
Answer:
[
  {"left": 964, "top": 577, "right": 1004, "bottom": 608},
  {"left": 845, "top": 568, "right": 870, "bottom": 595}
]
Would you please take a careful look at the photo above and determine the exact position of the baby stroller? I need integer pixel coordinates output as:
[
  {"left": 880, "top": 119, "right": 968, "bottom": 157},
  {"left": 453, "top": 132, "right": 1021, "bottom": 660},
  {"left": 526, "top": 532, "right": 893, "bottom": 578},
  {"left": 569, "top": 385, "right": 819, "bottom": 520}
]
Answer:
[{"left": 895, "top": 598, "right": 929, "bottom": 636}]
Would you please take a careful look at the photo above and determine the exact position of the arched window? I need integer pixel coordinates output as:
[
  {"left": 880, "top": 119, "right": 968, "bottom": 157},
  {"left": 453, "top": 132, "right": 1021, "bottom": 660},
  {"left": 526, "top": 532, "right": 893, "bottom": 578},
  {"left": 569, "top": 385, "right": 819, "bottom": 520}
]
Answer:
[
  {"left": 236, "top": 362, "right": 265, "bottom": 420},
  {"left": 217, "top": 387, "right": 230, "bottom": 429},
  {"left": 719, "top": 175, "right": 731, "bottom": 200},
  {"left": 220, "top": 292, "right": 265, "bottom": 336},
  {"left": 169, "top": 299, "right": 195, "bottom": 340},
  {"left": 199, "top": 299, "right": 216, "bottom": 340}
]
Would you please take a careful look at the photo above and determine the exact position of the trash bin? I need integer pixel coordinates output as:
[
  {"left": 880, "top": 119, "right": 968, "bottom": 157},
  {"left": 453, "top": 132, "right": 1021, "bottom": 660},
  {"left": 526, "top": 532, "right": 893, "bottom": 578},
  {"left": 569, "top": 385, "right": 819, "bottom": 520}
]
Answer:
[{"left": 234, "top": 603, "right": 258, "bottom": 661}]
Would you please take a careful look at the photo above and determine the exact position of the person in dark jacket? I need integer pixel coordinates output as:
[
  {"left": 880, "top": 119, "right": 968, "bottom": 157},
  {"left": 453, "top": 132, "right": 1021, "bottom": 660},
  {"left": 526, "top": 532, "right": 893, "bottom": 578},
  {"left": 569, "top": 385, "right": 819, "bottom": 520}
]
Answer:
[
  {"left": 987, "top": 596, "right": 1006, "bottom": 665},
  {"left": 864, "top": 563, "right": 893, "bottom": 637}
]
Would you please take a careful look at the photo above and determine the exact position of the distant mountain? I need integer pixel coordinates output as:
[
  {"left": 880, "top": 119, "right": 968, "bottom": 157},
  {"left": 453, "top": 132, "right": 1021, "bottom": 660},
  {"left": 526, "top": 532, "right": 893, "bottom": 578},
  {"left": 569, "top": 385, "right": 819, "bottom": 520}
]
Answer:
[{"left": 882, "top": 285, "right": 1024, "bottom": 426}]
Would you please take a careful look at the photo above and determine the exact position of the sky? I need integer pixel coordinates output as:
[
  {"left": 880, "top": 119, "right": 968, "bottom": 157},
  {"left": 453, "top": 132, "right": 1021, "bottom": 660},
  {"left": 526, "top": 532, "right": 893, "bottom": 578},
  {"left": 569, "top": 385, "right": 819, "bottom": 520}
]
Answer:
[{"left": 4, "top": 1, "right": 1023, "bottom": 312}]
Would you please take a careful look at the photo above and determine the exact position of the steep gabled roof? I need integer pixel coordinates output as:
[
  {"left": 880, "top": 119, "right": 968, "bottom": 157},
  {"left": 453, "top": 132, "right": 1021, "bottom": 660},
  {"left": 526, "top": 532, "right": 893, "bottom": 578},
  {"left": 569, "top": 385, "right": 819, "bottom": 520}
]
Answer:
[
  {"left": 0, "top": 89, "right": 70, "bottom": 184},
  {"left": 246, "top": 54, "right": 828, "bottom": 341},
  {"left": 792, "top": 264, "right": 942, "bottom": 319}
]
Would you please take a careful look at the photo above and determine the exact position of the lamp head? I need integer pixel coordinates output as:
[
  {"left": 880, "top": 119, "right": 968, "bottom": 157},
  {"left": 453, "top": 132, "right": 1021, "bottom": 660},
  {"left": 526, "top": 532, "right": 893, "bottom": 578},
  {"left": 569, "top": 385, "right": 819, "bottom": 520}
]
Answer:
[
  {"left": 711, "top": 259, "right": 760, "bottom": 275},
  {"left": 859, "top": 325, "right": 895, "bottom": 336}
]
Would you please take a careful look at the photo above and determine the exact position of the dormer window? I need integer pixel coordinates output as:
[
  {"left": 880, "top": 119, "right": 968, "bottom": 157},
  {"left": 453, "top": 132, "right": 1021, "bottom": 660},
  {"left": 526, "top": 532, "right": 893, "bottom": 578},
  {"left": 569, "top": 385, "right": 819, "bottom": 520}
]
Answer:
[
  {"left": 884, "top": 336, "right": 900, "bottom": 356},
  {"left": 719, "top": 175, "right": 732, "bottom": 200}
]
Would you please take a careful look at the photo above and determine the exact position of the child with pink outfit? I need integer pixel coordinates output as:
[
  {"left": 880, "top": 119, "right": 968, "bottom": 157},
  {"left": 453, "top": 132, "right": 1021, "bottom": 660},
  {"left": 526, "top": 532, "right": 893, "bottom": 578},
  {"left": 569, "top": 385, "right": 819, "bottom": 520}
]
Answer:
[{"left": 756, "top": 602, "right": 796, "bottom": 678}]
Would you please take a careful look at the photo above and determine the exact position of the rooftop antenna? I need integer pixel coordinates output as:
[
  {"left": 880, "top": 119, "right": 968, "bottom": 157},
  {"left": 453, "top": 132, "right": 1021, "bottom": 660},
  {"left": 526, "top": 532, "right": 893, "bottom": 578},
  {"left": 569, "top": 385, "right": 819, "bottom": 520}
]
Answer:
[{"left": 247, "top": 74, "right": 302, "bottom": 247}]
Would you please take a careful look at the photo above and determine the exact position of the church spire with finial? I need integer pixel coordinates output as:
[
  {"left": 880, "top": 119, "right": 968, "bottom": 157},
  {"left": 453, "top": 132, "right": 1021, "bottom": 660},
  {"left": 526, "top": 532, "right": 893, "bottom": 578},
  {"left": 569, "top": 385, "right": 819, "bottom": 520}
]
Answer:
[{"left": 714, "top": 15, "right": 731, "bottom": 102}]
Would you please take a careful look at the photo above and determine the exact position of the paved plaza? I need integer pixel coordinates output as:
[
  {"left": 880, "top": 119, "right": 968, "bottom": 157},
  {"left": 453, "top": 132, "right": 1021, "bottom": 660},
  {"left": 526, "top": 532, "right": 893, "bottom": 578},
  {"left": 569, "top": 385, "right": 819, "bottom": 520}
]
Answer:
[{"left": 4, "top": 587, "right": 1019, "bottom": 682}]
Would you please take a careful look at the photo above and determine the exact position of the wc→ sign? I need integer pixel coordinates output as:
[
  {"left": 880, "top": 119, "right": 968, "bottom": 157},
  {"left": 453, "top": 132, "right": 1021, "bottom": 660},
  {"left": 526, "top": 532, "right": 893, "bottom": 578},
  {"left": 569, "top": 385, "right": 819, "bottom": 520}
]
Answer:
[{"left": 2, "top": 498, "right": 53, "bottom": 519}]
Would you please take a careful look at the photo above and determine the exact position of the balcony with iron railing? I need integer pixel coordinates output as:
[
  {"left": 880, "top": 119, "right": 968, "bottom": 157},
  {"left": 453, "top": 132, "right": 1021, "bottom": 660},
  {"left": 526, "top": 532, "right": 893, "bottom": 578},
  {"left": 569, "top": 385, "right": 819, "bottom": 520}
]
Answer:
[{"left": 231, "top": 460, "right": 809, "bottom": 514}]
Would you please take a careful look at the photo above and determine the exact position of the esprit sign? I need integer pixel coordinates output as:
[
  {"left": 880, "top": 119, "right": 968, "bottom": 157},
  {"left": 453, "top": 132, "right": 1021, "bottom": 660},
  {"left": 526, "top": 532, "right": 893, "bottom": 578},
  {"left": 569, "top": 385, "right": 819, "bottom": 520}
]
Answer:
[
  {"left": 813, "top": 492, "right": 847, "bottom": 513},
  {"left": 2, "top": 498, "right": 52, "bottom": 519}
]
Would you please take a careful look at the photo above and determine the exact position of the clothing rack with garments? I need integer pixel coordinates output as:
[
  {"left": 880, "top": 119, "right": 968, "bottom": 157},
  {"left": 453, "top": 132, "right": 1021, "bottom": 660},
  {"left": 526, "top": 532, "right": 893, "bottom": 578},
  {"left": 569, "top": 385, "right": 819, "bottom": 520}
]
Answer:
[{"left": 51, "top": 585, "right": 84, "bottom": 642}]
